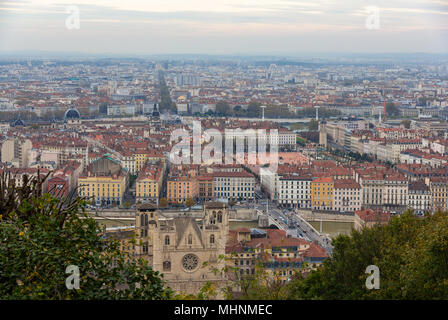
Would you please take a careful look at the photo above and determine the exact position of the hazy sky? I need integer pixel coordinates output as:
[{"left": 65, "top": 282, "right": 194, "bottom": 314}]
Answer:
[{"left": 0, "top": 0, "right": 447, "bottom": 55}]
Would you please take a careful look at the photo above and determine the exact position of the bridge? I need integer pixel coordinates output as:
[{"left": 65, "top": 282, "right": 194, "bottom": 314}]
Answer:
[{"left": 256, "top": 208, "right": 333, "bottom": 253}]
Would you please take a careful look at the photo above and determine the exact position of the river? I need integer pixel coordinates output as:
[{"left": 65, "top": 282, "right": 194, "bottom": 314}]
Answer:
[{"left": 309, "top": 221, "right": 354, "bottom": 238}]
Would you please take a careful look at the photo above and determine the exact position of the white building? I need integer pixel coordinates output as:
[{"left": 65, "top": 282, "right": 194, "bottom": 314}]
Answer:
[
  {"left": 333, "top": 179, "right": 362, "bottom": 212},
  {"left": 213, "top": 171, "right": 255, "bottom": 201}
]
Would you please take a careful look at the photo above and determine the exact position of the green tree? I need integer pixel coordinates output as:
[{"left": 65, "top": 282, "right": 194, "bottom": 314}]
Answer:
[
  {"left": 159, "top": 198, "right": 168, "bottom": 208},
  {"left": 0, "top": 172, "right": 171, "bottom": 300},
  {"left": 215, "top": 101, "right": 231, "bottom": 116},
  {"left": 401, "top": 119, "right": 411, "bottom": 129},
  {"left": 288, "top": 211, "right": 448, "bottom": 300},
  {"left": 246, "top": 102, "right": 261, "bottom": 117},
  {"left": 308, "top": 119, "right": 319, "bottom": 131},
  {"left": 185, "top": 197, "right": 195, "bottom": 208},
  {"left": 386, "top": 102, "right": 400, "bottom": 117}
]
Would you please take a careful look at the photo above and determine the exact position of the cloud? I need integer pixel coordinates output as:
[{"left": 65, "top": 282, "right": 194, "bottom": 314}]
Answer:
[{"left": 0, "top": 0, "right": 446, "bottom": 53}]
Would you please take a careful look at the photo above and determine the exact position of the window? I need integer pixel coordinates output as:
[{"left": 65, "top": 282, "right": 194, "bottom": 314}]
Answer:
[
  {"left": 210, "top": 234, "right": 215, "bottom": 244},
  {"left": 188, "top": 234, "right": 193, "bottom": 245},
  {"left": 163, "top": 261, "right": 171, "bottom": 271},
  {"left": 182, "top": 254, "right": 199, "bottom": 271},
  {"left": 165, "top": 235, "right": 170, "bottom": 245}
]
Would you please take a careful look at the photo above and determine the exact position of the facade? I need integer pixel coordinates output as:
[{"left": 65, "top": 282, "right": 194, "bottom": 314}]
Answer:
[
  {"left": 382, "top": 174, "right": 408, "bottom": 208},
  {"left": 213, "top": 171, "right": 255, "bottom": 201},
  {"left": 1, "top": 138, "right": 32, "bottom": 168},
  {"left": 136, "top": 202, "right": 229, "bottom": 296},
  {"left": 407, "top": 180, "right": 431, "bottom": 213},
  {"left": 134, "top": 151, "right": 165, "bottom": 174},
  {"left": 41, "top": 141, "right": 88, "bottom": 170},
  {"left": 277, "top": 175, "right": 312, "bottom": 209},
  {"left": 136, "top": 162, "right": 164, "bottom": 202},
  {"left": 197, "top": 175, "right": 214, "bottom": 201},
  {"left": 311, "top": 177, "right": 334, "bottom": 211},
  {"left": 78, "top": 156, "right": 128, "bottom": 206},
  {"left": 103, "top": 226, "right": 137, "bottom": 262},
  {"left": 167, "top": 175, "right": 199, "bottom": 204},
  {"left": 333, "top": 179, "right": 361, "bottom": 212},
  {"left": 360, "top": 174, "right": 384, "bottom": 207},
  {"left": 429, "top": 177, "right": 448, "bottom": 212},
  {"left": 376, "top": 139, "right": 422, "bottom": 164}
]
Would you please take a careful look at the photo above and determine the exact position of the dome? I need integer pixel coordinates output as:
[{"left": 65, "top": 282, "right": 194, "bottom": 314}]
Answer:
[
  {"left": 11, "top": 118, "right": 25, "bottom": 127},
  {"left": 64, "top": 108, "right": 81, "bottom": 120}
]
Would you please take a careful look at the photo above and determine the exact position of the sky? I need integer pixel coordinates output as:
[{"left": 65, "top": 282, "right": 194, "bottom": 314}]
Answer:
[{"left": 0, "top": 0, "right": 447, "bottom": 55}]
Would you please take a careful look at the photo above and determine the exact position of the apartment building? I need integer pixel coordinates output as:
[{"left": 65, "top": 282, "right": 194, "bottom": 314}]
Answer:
[
  {"left": 376, "top": 139, "right": 422, "bottom": 163},
  {"left": 277, "top": 175, "right": 312, "bottom": 209},
  {"left": 136, "top": 162, "right": 164, "bottom": 202},
  {"left": 382, "top": 174, "right": 408, "bottom": 207},
  {"left": 429, "top": 177, "right": 448, "bottom": 212},
  {"left": 226, "top": 228, "right": 327, "bottom": 283},
  {"left": 311, "top": 177, "right": 334, "bottom": 211},
  {"left": 197, "top": 175, "right": 214, "bottom": 201},
  {"left": 333, "top": 179, "right": 361, "bottom": 212},
  {"left": 359, "top": 173, "right": 384, "bottom": 207},
  {"left": 78, "top": 156, "right": 128, "bottom": 206},
  {"left": 408, "top": 180, "right": 431, "bottom": 213},
  {"left": 1, "top": 138, "right": 32, "bottom": 168},
  {"left": 213, "top": 171, "right": 255, "bottom": 201},
  {"left": 167, "top": 175, "right": 199, "bottom": 204}
]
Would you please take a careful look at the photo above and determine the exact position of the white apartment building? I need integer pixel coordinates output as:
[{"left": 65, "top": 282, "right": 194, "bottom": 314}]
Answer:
[
  {"left": 333, "top": 179, "right": 362, "bottom": 212},
  {"left": 260, "top": 167, "right": 278, "bottom": 201},
  {"left": 121, "top": 152, "right": 136, "bottom": 175},
  {"left": 376, "top": 139, "right": 422, "bottom": 163},
  {"left": 408, "top": 181, "right": 431, "bottom": 213},
  {"left": 213, "top": 171, "right": 255, "bottom": 201},
  {"left": 382, "top": 175, "right": 408, "bottom": 207},
  {"left": 277, "top": 175, "right": 312, "bottom": 209},
  {"left": 360, "top": 175, "right": 384, "bottom": 207}
]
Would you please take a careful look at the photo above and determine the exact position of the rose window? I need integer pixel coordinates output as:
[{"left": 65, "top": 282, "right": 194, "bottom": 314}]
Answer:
[{"left": 182, "top": 254, "right": 199, "bottom": 271}]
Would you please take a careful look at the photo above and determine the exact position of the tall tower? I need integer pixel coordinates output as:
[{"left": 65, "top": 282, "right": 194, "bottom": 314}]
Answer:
[
  {"left": 260, "top": 105, "right": 266, "bottom": 121},
  {"left": 136, "top": 202, "right": 158, "bottom": 264},
  {"left": 383, "top": 100, "right": 387, "bottom": 123},
  {"left": 315, "top": 106, "right": 320, "bottom": 121}
]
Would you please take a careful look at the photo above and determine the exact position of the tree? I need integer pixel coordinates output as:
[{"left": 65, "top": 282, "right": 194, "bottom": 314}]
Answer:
[
  {"left": 308, "top": 119, "right": 319, "bottom": 131},
  {"left": 386, "top": 102, "right": 400, "bottom": 117},
  {"left": 215, "top": 101, "right": 230, "bottom": 116},
  {"left": 287, "top": 211, "right": 448, "bottom": 300},
  {"left": 232, "top": 105, "right": 243, "bottom": 116},
  {"left": 246, "top": 102, "right": 261, "bottom": 117},
  {"left": 0, "top": 172, "right": 171, "bottom": 300},
  {"left": 185, "top": 197, "right": 195, "bottom": 208},
  {"left": 159, "top": 198, "right": 168, "bottom": 208},
  {"left": 401, "top": 119, "right": 411, "bottom": 129}
]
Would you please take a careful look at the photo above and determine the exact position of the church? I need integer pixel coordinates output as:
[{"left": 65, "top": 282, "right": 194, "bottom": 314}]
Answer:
[{"left": 136, "top": 202, "right": 229, "bottom": 296}]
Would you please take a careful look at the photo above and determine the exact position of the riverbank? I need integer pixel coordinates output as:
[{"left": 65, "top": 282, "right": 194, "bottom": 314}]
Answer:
[{"left": 301, "top": 210, "right": 354, "bottom": 223}]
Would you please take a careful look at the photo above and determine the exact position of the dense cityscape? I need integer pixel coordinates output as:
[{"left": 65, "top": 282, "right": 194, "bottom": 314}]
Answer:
[{"left": 1, "top": 55, "right": 448, "bottom": 299}]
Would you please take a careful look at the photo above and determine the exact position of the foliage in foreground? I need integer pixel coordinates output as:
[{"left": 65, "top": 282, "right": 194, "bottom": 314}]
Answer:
[
  {"left": 0, "top": 172, "right": 172, "bottom": 300},
  {"left": 194, "top": 211, "right": 448, "bottom": 300}
]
